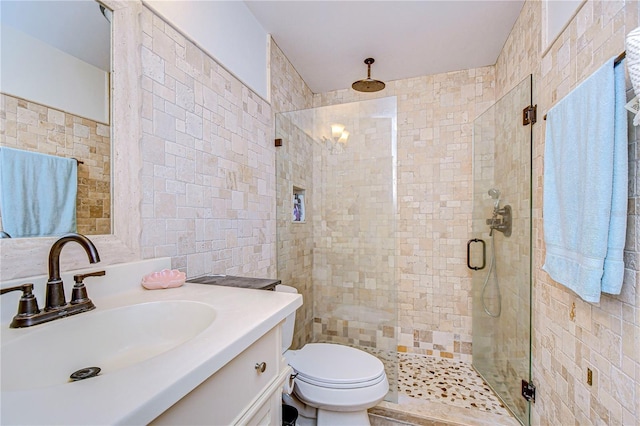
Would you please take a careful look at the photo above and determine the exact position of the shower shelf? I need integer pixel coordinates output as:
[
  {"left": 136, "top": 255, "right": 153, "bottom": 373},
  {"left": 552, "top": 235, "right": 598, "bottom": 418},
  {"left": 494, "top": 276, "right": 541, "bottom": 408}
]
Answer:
[{"left": 293, "top": 186, "right": 306, "bottom": 223}]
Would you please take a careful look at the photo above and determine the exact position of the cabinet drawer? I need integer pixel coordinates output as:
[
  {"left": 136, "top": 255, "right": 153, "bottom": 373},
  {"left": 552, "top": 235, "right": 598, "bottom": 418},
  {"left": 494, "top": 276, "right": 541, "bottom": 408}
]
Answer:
[{"left": 152, "top": 327, "right": 281, "bottom": 425}]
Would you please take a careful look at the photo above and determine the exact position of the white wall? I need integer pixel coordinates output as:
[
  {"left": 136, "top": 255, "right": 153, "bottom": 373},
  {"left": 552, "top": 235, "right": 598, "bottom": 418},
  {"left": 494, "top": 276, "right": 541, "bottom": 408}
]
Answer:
[
  {"left": 544, "top": 0, "right": 585, "bottom": 50},
  {"left": 145, "top": 0, "right": 269, "bottom": 100},
  {"left": 0, "top": 24, "right": 109, "bottom": 124}
]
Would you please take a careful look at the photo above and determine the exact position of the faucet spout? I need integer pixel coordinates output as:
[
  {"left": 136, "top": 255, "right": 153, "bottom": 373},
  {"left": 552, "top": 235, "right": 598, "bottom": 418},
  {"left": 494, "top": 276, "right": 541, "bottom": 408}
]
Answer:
[
  {"left": 48, "top": 233, "right": 100, "bottom": 281},
  {"left": 46, "top": 233, "right": 100, "bottom": 311}
]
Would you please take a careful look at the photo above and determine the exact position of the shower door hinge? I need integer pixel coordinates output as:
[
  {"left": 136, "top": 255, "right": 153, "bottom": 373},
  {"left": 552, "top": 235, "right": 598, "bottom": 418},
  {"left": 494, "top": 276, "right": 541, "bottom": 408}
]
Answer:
[
  {"left": 523, "top": 104, "right": 537, "bottom": 125},
  {"left": 521, "top": 380, "right": 536, "bottom": 403}
]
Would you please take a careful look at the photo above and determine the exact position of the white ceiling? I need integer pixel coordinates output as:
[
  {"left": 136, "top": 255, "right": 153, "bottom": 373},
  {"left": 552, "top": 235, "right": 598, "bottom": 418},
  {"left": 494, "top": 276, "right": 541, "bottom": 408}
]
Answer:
[
  {"left": 1, "top": 1, "right": 525, "bottom": 94},
  {"left": 245, "top": 1, "right": 525, "bottom": 93}
]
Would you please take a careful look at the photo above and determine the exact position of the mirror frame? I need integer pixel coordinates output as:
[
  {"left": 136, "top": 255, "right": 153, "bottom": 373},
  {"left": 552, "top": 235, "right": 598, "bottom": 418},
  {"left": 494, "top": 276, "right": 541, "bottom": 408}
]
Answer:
[{"left": 0, "top": 0, "right": 143, "bottom": 281}]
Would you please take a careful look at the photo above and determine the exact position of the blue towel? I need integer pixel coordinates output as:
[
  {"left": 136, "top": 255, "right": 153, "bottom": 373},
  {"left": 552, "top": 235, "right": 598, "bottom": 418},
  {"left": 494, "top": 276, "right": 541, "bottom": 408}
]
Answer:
[
  {"left": 0, "top": 147, "right": 78, "bottom": 238},
  {"left": 542, "top": 57, "right": 628, "bottom": 303},
  {"left": 601, "top": 59, "right": 628, "bottom": 295}
]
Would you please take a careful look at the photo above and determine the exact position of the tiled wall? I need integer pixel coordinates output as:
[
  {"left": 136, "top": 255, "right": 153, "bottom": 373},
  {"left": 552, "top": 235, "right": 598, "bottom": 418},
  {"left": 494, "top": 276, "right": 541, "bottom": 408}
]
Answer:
[
  {"left": 495, "top": 1, "right": 640, "bottom": 425},
  {"left": 269, "top": 41, "right": 314, "bottom": 118},
  {"left": 138, "top": 7, "right": 275, "bottom": 278},
  {"left": 471, "top": 76, "right": 533, "bottom": 421},
  {"left": 308, "top": 101, "right": 397, "bottom": 353},
  {"left": 313, "top": 68, "right": 496, "bottom": 361},
  {"left": 129, "top": 3, "right": 639, "bottom": 424},
  {"left": 0, "top": 93, "right": 111, "bottom": 235},
  {"left": 275, "top": 111, "right": 315, "bottom": 348},
  {"left": 271, "top": 41, "right": 314, "bottom": 348}
]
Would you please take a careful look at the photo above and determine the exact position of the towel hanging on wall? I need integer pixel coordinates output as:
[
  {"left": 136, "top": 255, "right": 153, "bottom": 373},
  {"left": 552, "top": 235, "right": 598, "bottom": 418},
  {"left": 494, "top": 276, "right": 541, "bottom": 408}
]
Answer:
[
  {"left": 542, "top": 56, "right": 628, "bottom": 303},
  {"left": 0, "top": 147, "right": 78, "bottom": 238}
]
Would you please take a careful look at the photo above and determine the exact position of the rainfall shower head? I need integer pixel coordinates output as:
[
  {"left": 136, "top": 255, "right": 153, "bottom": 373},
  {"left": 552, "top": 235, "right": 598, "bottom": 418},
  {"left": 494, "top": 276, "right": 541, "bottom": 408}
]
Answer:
[{"left": 352, "top": 58, "right": 386, "bottom": 93}]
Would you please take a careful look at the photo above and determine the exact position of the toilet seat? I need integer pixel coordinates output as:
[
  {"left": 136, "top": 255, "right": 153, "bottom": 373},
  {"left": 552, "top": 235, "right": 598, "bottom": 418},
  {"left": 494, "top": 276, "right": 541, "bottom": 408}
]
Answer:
[
  {"left": 296, "top": 370, "right": 386, "bottom": 389},
  {"left": 287, "top": 343, "right": 386, "bottom": 389}
]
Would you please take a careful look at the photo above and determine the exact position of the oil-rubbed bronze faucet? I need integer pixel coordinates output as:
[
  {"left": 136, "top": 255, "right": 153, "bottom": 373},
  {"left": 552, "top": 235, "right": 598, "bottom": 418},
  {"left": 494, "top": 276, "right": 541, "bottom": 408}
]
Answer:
[
  {"left": 1, "top": 233, "right": 103, "bottom": 328},
  {"left": 45, "top": 233, "right": 100, "bottom": 311}
]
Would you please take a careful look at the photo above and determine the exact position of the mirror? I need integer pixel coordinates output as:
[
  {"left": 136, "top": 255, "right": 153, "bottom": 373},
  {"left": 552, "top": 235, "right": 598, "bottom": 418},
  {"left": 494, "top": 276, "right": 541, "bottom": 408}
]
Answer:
[
  {"left": 0, "top": 0, "right": 112, "bottom": 238},
  {"left": 1, "top": 0, "right": 141, "bottom": 281}
]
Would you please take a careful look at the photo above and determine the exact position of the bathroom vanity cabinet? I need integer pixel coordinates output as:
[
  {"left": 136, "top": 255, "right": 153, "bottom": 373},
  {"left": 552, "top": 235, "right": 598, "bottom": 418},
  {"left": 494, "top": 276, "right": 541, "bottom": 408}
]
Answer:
[
  {"left": 0, "top": 259, "right": 301, "bottom": 426},
  {"left": 151, "top": 325, "right": 288, "bottom": 425}
]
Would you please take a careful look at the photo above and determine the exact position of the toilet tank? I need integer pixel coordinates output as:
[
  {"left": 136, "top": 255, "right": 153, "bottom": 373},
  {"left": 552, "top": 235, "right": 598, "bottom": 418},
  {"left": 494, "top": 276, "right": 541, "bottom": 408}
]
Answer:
[{"left": 275, "top": 285, "right": 297, "bottom": 353}]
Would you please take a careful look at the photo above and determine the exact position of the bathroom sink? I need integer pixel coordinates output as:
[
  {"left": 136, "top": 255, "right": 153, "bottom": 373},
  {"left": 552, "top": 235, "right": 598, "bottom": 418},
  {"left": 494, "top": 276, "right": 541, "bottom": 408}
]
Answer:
[{"left": 1, "top": 300, "right": 216, "bottom": 391}]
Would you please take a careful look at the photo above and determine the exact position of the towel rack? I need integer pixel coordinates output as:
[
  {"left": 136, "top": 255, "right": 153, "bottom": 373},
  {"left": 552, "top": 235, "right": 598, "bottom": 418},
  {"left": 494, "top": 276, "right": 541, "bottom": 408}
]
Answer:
[
  {"left": 543, "top": 51, "right": 626, "bottom": 120},
  {"left": 72, "top": 158, "right": 84, "bottom": 165},
  {"left": 613, "top": 51, "right": 626, "bottom": 64}
]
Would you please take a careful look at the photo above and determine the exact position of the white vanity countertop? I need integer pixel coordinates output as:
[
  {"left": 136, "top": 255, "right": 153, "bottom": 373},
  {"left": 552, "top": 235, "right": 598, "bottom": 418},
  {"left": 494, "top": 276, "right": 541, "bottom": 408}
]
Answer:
[{"left": 0, "top": 259, "right": 302, "bottom": 425}]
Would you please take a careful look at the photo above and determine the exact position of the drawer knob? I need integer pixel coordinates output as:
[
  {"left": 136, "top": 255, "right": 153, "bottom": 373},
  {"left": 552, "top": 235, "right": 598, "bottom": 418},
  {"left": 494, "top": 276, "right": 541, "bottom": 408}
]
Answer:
[{"left": 255, "top": 362, "right": 267, "bottom": 373}]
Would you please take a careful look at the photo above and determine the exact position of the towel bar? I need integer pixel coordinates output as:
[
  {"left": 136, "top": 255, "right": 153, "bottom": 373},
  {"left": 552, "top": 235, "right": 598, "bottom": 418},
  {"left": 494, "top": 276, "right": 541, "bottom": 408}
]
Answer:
[{"left": 543, "top": 51, "right": 626, "bottom": 120}]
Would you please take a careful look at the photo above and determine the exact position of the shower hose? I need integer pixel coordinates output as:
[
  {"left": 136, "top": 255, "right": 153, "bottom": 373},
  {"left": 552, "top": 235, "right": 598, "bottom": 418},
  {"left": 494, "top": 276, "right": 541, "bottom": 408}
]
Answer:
[{"left": 481, "top": 233, "right": 502, "bottom": 318}]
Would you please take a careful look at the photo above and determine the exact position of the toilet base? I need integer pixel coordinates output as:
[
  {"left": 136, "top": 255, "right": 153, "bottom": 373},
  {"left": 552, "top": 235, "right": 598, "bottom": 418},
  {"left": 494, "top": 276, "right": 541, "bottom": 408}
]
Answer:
[
  {"left": 282, "top": 393, "right": 372, "bottom": 426},
  {"left": 317, "top": 408, "right": 370, "bottom": 426}
]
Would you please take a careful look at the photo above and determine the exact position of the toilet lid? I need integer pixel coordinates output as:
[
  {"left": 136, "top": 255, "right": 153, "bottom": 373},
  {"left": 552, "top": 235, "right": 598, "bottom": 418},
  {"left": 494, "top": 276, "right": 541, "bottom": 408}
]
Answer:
[{"left": 288, "top": 343, "right": 386, "bottom": 388}]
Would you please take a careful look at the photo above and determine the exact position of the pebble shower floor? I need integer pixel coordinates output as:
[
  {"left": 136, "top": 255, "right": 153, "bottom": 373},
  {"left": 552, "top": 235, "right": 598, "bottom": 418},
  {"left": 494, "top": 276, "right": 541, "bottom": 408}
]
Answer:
[
  {"left": 321, "top": 342, "right": 517, "bottom": 423},
  {"left": 396, "top": 353, "right": 507, "bottom": 414},
  {"left": 362, "top": 348, "right": 519, "bottom": 424}
]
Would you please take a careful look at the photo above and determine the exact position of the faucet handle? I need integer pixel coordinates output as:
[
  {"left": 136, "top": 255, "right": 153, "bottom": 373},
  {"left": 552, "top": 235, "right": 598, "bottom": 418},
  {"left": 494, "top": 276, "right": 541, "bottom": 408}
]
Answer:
[
  {"left": 1, "top": 283, "right": 41, "bottom": 317},
  {"left": 73, "top": 270, "right": 106, "bottom": 284},
  {"left": 70, "top": 270, "right": 105, "bottom": 307}
]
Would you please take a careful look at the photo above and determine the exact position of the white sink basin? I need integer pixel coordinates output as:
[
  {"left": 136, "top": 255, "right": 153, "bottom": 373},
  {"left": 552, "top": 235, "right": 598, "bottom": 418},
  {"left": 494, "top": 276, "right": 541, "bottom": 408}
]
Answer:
[{"left": 1, "top": 300, "right": 216, "bottom": 391}]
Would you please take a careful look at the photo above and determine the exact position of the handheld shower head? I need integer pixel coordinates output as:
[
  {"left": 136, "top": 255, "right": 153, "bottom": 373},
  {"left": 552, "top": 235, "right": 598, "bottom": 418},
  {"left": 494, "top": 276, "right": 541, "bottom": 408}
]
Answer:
[{"left": 488, "top": 188, "right": 501, "bottom": 208}]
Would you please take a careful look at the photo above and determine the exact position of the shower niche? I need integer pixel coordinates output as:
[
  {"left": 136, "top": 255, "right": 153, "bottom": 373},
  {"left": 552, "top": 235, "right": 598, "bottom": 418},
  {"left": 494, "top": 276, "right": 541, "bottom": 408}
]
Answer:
[{"left": 292, "top": 187, "right": 305, "bottom": 223}]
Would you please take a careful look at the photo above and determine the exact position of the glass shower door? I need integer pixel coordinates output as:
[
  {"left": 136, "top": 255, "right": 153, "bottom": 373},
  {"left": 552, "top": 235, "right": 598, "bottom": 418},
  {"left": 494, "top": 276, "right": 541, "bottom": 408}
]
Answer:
[
  {"left": 471, "top": 75, "right": 532, "bottom": 425},
  {"left": 275, "top": 97, "right": 399, "bottom": 403}
]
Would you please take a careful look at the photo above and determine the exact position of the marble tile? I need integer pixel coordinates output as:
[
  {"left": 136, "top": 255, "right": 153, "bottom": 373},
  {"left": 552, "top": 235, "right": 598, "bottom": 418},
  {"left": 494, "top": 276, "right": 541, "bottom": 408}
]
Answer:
[
  {"left": 376, "top": 397, "right": 520, "bottom": 426},
  {"left": 369, "top": 409, "right": 455, "bottom": 426}
]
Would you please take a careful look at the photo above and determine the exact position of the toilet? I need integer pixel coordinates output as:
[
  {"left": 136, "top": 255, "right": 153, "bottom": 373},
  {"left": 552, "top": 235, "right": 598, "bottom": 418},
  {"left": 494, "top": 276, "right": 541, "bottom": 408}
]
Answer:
[{"left": 276, "top": 285, "right": 388, "bottom": 426}]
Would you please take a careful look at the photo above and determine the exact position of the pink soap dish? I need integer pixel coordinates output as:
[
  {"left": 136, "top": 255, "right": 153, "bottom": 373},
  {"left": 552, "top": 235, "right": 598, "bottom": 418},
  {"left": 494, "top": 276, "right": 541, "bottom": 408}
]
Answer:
[{"left": 141, "top": 269, "right": 186, "bottom": 290}]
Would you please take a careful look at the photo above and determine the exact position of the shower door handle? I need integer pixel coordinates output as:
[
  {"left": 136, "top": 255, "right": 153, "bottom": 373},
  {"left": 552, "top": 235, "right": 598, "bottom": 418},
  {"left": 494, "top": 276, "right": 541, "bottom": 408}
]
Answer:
[{"left": 467, "top": 238, "right": 486, "bottom": 270}]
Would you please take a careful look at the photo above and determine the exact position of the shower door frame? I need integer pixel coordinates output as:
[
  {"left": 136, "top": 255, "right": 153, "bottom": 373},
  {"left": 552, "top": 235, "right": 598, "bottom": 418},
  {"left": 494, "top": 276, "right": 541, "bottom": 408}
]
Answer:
[{"left": 470, "top": 74, "right": 533, "bottom": 426}]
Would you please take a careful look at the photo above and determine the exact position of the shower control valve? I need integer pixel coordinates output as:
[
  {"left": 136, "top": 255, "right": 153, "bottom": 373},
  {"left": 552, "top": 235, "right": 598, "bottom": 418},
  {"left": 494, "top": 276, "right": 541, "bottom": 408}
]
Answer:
[{"left": 486, "top": 205, "right": 512, "bottom": 237}]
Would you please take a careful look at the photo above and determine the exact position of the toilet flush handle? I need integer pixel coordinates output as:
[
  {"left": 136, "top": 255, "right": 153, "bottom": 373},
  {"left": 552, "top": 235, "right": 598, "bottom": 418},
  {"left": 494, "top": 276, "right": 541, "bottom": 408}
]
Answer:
[{"left": 255, "top": 362, "right": 267, "bottom": 373}]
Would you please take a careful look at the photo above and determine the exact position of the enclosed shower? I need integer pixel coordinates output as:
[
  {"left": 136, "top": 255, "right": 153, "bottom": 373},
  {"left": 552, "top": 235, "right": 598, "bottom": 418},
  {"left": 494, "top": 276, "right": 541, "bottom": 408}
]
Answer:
[
  {"left": 275, "top": 97, "right": 399, "bottom": 403},
  {"left": 275, "top": 78, "right": 532, "bottom": 424}
]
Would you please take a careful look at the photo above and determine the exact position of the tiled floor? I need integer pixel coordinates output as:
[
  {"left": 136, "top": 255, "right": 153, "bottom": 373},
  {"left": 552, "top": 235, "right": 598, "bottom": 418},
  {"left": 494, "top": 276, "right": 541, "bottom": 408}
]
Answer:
[
  {"left": 371, "top": 353, "right": 521, "bottom": 426},
  {"left": 397, "top": 354, "right": 507, "bottom": 414},
  {"left": 319, "top": 342, "right": 521, "bottom": 425}
]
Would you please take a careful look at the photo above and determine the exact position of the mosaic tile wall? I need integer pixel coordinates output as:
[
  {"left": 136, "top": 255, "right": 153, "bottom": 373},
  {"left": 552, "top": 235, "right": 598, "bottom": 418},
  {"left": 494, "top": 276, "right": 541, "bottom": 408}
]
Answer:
[
  {"left": 310, "top": 101, "right": 397, "bottom": 354},
  {"left": 275, "top": 111, "right": 315, "bottom": 349},
  {"left": 138, "top": 7, "right": 275, "bottom": 278},
  {"left": 271, "top": 41, "right": 315, "bottom": 349},
  {"left": 0, "top": 93, "right": 111, "bottom": 236},
  {"left": 471, "top": 76, "right": 533, "bottom": 422},
  {"left": 495, "top": 1, "right": 640, "bottom": 425},
  {"left": 125, "top": 2, "right": 638, "bottom": 424},
  {"left": 313, "top": 68, "right": 496, "bottom": 361},
  {"left": 274, "top": 95, "right": 399, "bottom": 352}
]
